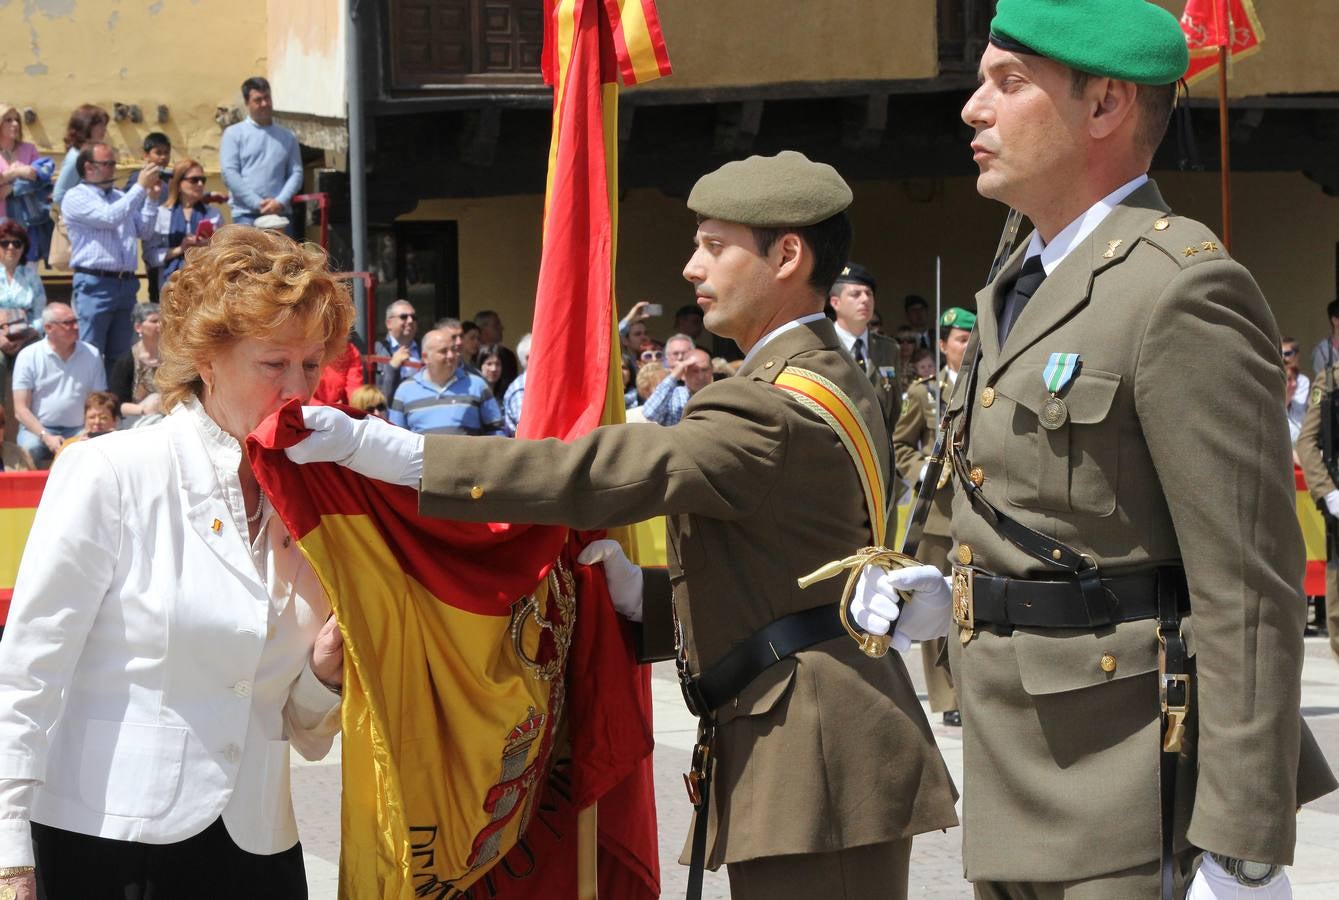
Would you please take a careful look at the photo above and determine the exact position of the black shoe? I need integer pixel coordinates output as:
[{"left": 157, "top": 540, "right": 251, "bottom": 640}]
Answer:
[{"left": 942, "top": 710, "right": 962, "bottom": 727}]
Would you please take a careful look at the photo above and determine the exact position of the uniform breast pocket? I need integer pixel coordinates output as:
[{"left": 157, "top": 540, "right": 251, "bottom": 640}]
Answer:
[{"left": 995, "top": 366, "right": 1122, "bottom": 516}]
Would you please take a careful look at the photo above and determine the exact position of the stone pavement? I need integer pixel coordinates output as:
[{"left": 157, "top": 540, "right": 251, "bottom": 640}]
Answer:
[{"left": 294, "top": 636, "right": 1339, "bottom": 898}]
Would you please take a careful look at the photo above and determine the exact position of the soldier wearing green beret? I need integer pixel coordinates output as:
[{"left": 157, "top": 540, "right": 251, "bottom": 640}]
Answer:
[
  {"left": 858, "top": 0, "right": 1337, "bottom": 896},
  {"left": 286, "top": 150, "right": 958, "bottom": 899},
  {"left": 891, "top": 307, "right": 975, "bottom": 728}
]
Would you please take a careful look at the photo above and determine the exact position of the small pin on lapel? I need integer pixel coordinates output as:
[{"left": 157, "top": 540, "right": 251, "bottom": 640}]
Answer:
[
  {"left": 211, "top": 518, "right": 223, "bottom": 534},
  {"left": 1182, "top": 246, "right": 1199, "bottom": 258},
  {"left": 1103, "top": 239, "right": 1123, "bottom": 259},
  {"left": 1200, "top": 241, "right": 1218, "bottom": 253}
]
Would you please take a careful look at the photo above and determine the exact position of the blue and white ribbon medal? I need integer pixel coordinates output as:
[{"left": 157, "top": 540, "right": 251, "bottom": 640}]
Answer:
[{"left": 1040, "top": 352, "right": 1080, "bottom": 430}]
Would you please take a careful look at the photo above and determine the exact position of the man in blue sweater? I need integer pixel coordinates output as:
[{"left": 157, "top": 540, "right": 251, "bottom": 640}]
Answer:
[{"left": 219, "top": 77, "right": 303, "bottom": 227}]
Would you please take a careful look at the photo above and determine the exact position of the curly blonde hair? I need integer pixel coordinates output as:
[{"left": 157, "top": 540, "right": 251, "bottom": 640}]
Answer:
[{"left": 157, "top": 226, "right": 354, "bottom": 411}]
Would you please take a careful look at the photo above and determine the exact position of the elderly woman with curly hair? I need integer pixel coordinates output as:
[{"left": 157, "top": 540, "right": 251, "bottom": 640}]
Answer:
[{"left": 0, "top": 226, "right": 351, "bottom": 899}]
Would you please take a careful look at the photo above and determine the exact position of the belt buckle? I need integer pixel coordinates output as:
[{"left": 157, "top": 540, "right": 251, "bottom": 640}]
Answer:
[
  {"left": 683, "top": 730, "right": 714, "bottom": 807},
  {"left": 952, "top": 566, "right": 975, "bottom": 645},
  {"left": 1160, "top": 672, "right": 1190, "bottom": 753}
]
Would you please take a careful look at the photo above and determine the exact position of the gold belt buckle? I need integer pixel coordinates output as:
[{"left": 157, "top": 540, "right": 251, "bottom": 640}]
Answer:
[
  {"left": 952, "top": 565, "right": 975, "bottom": 644},
  {"left": 1160, "top": 672, "right": 1190, "bottom": 753}
]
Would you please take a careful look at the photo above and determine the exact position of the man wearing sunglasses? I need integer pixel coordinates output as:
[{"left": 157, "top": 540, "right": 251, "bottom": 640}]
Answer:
[
  {"left": 61, "top": 142, "right": 160, "bottom": 374},
  {"left": 374, "top": 299, "right": 422, "bottom": 399}
]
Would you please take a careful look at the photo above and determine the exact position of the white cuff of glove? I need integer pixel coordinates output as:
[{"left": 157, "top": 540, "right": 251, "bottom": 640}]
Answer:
[
  {"left": 285, "top": 405, "right": 424, "bottom": 487},
  {"left": 1187, "top": 855, "right": 1291, "bottom": 899},
  {"left": 577, "top": 539, "right": 644, "bottom": 622},
  {"left": 1324, "top": 489, "right": 1339, "bottom": 519},
  {"left": 850, "top": 564, "right": 953, "bottom": 653}
]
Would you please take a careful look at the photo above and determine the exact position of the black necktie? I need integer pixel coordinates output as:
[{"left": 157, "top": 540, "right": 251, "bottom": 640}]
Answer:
[
  {"left": 999, "top": 255, "right": 1047, "bottom": 344},
  {"left": 852, "top": 337, "right": 866, "bottom": 368}
]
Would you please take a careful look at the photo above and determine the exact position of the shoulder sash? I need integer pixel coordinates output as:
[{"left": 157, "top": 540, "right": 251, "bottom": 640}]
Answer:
[{"left": 772, "top": 366, "right": 886, "bottom": 546}]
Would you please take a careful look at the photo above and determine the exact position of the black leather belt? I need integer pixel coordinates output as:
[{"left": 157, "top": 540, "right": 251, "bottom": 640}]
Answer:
[
  {"left": 954, "top": 566, "right": 1188, "bottom": 629},
  {"left": 73, "top": 266, "right": 136, "bottom": 280},
  {"left": 679, "top": 604, "right": 845, "bottom": 717}
]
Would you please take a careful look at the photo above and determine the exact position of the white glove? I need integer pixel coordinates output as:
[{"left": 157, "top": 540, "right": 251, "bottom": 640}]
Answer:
[
  {"left": 284, "top": 405, "right": 424, "bottom": 487},
  {"left": 1324, "top": 489, "right": 1339, "bottom": 519},
  {"left": 1187, "top": 854, "right": 1291, "bottom": 899},
  {"left": 850, "top": 563, "right": 953, "bottom": 653},
  {"left": 577, "top": 539, "right": 644, "bottom": 621}
]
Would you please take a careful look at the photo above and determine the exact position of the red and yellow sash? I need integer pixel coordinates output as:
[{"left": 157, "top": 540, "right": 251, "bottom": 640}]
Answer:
[{"left": 773, "top": 367, "right": 887, "bottom": 546}]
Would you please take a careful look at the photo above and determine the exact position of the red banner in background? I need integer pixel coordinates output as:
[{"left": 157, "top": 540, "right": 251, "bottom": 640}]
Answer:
[{"left": 1181, "top": 0, "right": 1265, "bottom": 85}]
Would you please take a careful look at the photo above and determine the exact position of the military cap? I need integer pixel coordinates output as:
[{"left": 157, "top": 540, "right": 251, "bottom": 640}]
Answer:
[
  {"left": 831, "top": 262, "right": 877, "bottom": 293},
  {"left": 990, "top": 0, "right": 1189, "bottom": 86},
  {"left": 688, "top": 151, "right": 852, "bottom": 227},
  {"left": 940, "top": 307, "right": 976, "bottom": 332}
]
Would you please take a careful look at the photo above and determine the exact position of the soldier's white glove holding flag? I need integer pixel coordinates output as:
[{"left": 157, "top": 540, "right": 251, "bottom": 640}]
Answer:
[
  {"left": 850, "top": 563, "right": 952, "bottom": 653},
  {"left": 577, "top": 539, "right": 644, "bottom": 621},
  {"left": 285, "top": 405, "right": 424, "bottom": 487}
]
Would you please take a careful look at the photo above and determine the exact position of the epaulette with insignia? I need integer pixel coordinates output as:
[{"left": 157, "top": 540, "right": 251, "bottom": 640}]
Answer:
[
  {"left": 1141, "top": 215, "right": 1228, "bottom": 269},
  {"left": 1311, "top": 385, "right": 1326, "bottom": 408}
]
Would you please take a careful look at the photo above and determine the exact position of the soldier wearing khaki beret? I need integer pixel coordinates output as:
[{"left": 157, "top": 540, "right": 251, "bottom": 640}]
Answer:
[
  {"left": 287, "top": 151, "right": 958, "bottom": 899},
  {"left": 860, "top": 0, "right": 1337, "bottom": 896}
]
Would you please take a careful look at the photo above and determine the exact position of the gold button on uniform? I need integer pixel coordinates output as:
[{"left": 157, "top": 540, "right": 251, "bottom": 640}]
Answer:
[
  {"left": 957, "top": 544, "right": 973, "bottom": 566},
  {"left": 1051, "top": 549, "right": 1062, "bottom": 561},
  {"left": 1153, "top": 218, "right": 1170, "bottom": 231},
  {"left": 969, "top": 466, "right": 985, "bottom": 487},
  {"left": 1100, "top": 653, "right": 1118, "bottom": 673},
  {"left": 981, "top": 387, "right": 995, "bottom": 408},
  {"left": 470, "top": 485, "right": 485, "bottom": 499}
]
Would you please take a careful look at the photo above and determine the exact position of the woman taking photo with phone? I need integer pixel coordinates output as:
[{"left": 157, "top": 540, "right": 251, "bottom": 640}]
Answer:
[{"left": 150, "top": 158, "right": 222, "bottom": 290}]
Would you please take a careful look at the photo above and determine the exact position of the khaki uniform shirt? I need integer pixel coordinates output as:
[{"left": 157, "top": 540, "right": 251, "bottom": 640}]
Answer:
[
  {"left": 944, "top": 181, "right": 1335, "bottom": 880},
  {"left": 891, "top": 368, "right": 954, "bottom": 541},
  {"left": 418, "top": 319, "right": 958, "bottom": 868}
]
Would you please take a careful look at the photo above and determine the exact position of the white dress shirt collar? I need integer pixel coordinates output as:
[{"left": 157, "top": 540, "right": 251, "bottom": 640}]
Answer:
[
  {"left": 833, "top": 322, "right": 870, "bottom": 354},
  {"left": 1025, "top": 174, "right": 1149, "bottom": 275},
  {"left": 742, "top": 312, "right": 830, "bottom": 368},
  {"left": 176, "top": 397, "right": 273, "bottom": 539}
]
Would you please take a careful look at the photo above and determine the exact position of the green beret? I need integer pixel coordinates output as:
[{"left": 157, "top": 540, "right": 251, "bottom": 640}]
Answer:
[
  {"left": 991, "top": 0, "right": 1189, "bottom": 86},
  {"left": 688, "top": 151, "right": 853, "bottom": 227},
  {"left": 940, "top": 307, "right": 976, "bottom": 331}
]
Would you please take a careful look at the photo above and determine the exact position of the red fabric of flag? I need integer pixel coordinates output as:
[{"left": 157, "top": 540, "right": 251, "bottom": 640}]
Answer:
[{"left": 1181, "top": 0, "right": 1265, "bottom": 84}]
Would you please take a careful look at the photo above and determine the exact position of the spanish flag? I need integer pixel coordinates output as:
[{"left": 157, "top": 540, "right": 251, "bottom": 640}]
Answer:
[{"left": 248, "top": 0, "right": 671, "bottom": 896}]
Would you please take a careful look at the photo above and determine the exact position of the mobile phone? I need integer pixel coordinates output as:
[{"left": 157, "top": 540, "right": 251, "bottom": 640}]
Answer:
[
  {"left": 644, "top": 303, "right": 663, "bottom": 316},
  {"left": 159, "top": 167, "right": 174, "bottom": 181},
  {"left": 195, "top": 220, "right": 215, "bottom": 240}
]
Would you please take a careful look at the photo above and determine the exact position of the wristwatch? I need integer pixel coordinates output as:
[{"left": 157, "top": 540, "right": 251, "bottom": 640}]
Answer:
[{"left": 1209, "top": 853, "right": 1282, "bottom": 887}]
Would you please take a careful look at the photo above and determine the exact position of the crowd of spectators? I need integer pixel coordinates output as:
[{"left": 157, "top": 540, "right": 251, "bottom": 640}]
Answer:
[{"left": 0, "top": 78, "right": 316, "bottom": 469}]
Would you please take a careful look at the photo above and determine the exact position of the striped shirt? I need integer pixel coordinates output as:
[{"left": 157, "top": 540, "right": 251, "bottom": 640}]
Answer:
[
  {"left": 390, "top": 367, "right": 504, "bottom": 436},
  {"left": 62, "top": 182, "right": 157, "bottom": 273},
  {"left": 639, "top": 373, "right": 690, "bottom": 426}
]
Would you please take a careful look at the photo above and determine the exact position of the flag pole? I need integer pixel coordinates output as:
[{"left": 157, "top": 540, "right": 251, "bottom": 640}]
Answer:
[
  {"left": 1217, "top": 44, "right": 1231, "bottom": 250},
  {"left": 577, "top": 804, "right": 599, "bottom": 899}
]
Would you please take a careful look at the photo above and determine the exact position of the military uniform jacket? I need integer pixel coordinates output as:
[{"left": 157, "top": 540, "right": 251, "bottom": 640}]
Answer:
[
  {"left": 1296, "top": 364, "right": 1339, "bottom": 500},
  {"left": 892, "top": 368, "right": 954, "bottom": 540},
  {"left": 418, "top": 319, "right": 958, "bottom": 868},
  {"left": 944, "top": 181, "right": 1335, "bottom": 880},
  {"left": 861, "top": 329, "right": 902, "bottom": 432}
]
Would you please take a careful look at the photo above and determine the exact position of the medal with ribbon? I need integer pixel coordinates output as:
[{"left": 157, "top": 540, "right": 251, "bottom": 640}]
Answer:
[{"left": 1040, "top": 352, "right": 1080, "bottom": 430}]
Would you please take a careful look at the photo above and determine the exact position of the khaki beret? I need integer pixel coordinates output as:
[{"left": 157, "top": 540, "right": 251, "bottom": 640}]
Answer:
[{"left": 687, "top": 151, "right": 853, "bottom": 227}]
